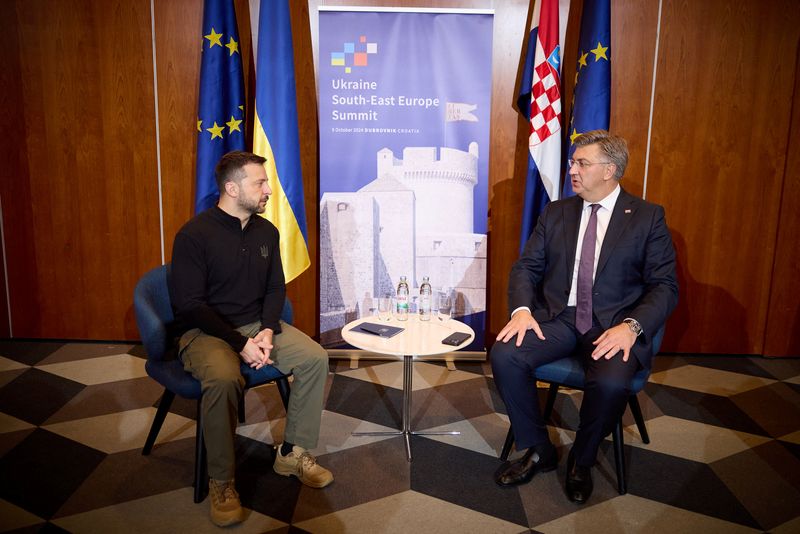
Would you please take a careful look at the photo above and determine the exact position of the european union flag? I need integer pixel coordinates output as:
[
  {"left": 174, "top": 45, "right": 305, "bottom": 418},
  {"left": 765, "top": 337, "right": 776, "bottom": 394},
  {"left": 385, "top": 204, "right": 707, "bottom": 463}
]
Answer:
[
  {"left": 195, "top": 0, "right": 246, "bottom": 213},
  {"left": 562, "top": 0, "right": 610, "bottom": 199}
]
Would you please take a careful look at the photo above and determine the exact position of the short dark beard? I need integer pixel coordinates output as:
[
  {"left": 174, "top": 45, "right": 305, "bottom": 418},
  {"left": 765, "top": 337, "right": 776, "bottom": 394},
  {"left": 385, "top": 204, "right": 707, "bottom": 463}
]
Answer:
[{"left": 237, "top": 195, "right": 265, "bottom": 215}]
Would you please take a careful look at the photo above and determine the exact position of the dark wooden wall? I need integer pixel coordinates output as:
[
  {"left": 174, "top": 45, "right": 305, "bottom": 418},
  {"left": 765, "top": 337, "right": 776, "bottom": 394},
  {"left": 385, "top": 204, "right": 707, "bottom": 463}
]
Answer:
[
  {"left": 1, "top": 0, "right": 161, "bottom": 340},
  {"left": 1, "top": 0, "right": 798, "bottom": 356},
  {"left": 647, "top": 0, "right": 799, "bottom": 355}
]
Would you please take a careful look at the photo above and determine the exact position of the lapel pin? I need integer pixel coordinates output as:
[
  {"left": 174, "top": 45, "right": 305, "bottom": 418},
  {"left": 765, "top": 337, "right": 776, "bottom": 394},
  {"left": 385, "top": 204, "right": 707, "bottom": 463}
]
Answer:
[{"left": 624, "top": 209, "right": 632, "bottom": 214}]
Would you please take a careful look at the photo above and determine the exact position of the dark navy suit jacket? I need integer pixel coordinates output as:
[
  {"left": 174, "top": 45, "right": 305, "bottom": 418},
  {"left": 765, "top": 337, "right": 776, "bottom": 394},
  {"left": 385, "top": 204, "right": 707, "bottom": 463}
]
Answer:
[{"left": 508, "top": 187, "right": 679, "bottom": 368}]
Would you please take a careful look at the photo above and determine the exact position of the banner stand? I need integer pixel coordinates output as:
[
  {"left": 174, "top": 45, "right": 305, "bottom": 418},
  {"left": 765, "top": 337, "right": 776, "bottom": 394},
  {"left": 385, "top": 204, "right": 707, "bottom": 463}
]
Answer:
[{"left": 316, "top": 8, "right": 494, "bottom": 364}]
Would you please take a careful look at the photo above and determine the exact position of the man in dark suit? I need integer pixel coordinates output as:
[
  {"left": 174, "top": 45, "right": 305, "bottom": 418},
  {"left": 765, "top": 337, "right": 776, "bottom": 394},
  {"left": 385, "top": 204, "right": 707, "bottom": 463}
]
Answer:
[{"left": 491, "top": 130, "right": 678, "bottom": 503}]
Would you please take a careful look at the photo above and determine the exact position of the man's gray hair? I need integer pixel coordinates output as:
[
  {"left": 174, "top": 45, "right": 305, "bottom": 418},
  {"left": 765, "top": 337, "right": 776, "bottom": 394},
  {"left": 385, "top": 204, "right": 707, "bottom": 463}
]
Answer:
[{"left": 573, "top": 129, "right": 628, "bottom": 179}]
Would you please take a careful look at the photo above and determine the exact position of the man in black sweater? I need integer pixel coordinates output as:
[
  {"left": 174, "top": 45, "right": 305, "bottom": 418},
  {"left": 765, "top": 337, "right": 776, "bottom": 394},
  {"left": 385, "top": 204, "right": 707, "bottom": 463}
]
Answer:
[{"left": 171, "top": 151, "right": 331, "bottom": 527}]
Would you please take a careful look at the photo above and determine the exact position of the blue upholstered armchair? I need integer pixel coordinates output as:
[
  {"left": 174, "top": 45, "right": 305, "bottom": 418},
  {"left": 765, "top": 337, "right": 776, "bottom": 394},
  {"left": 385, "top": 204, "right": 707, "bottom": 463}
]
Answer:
[{"left": 134, "top": 263, "right": 292, "bottom": 503}]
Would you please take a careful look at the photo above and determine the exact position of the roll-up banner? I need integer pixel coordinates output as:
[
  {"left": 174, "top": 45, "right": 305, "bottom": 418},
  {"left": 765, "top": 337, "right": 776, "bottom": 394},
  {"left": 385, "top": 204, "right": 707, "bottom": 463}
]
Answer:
[{"left": 317, "top": 8, "right": 494, "bottom": 352}]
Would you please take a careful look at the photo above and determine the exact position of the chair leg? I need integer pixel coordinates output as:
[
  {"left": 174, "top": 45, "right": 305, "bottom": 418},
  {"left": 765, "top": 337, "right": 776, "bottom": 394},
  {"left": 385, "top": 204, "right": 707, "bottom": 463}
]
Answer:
[
  {"left": 628, "top": 395, "right": 650, "bottom": 444},
  {"left": 142, "top": 389, "right": 176, "bottom": 455},
  {"left": 543, "top": 383, "right": 559, "bottom": 421},
  {"left": 237, "top": 392, "right": 246, "bottom": 424},
  {"left": 500, "top": 425, "right": 514, "bottom": 461},
  {"left": 612, "top": 419, "right": 627, "bottom": 495},
  {"left": 194, "top": 399, "right": 208, "bottom": 503},
  {"left": 276, "top": 376, "right": 291, "bottom": 410}
]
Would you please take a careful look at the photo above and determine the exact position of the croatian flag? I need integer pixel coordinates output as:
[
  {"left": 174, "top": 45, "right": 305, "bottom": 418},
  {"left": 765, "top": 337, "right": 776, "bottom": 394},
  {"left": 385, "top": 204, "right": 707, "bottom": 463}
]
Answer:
[{"left": 518, "top": 0, "right": 570, "bottom": 253}]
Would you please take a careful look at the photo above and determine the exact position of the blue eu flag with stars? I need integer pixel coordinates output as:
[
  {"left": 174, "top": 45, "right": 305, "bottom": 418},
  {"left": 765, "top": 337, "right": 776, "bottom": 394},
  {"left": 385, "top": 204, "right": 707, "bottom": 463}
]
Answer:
[
  {"left": 562, "top": 0, "right": 611, "bottom": 199},
  {"left": 195, "top": 0, "right": 246, "bottom": 213}
]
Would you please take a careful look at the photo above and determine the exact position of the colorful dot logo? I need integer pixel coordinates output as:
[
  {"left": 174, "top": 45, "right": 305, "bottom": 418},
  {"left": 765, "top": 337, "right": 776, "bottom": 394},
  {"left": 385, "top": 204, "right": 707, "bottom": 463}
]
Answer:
[{"left": 331, "top": 35, "right": 377, "bottom": 73}]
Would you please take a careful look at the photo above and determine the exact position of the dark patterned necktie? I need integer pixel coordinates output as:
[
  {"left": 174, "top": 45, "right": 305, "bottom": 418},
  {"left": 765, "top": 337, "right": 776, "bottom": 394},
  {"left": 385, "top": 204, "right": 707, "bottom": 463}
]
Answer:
[{"left": 576, "top": 204, "right": 601, "bottom": 334}]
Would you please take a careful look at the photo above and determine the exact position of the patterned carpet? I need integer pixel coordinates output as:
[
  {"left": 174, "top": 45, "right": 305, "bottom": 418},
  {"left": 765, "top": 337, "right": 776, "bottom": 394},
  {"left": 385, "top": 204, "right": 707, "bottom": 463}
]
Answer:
[{"left": 1, "top": 339, "right": 799, "bottom": 533}]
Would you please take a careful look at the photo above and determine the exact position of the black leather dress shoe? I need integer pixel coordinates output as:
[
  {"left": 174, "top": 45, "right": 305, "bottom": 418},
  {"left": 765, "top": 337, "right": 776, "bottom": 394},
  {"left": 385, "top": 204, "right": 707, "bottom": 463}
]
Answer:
[
  {"left": 565, "top": 452, "right": 594, "bottom": 504},
  {"left": 495, "top": 446, "right": 558, "bottom": 486}
]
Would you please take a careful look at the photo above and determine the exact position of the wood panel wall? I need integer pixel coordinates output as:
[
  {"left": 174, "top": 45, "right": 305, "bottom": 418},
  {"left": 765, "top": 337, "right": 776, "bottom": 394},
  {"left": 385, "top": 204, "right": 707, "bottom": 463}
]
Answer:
[
  {"left": 648, "top": 0, "right": 800, "bottom": 354},
  {"left": 1, "top": 0, "right": 161, "bottom": 340},
  {"left": 154, "top": 0, "right": 204, "bottom": 268},
  {"left": 764, "top": 38, "right": 800, "bottom": 357},
  {"left": 0, "top": 2, "right": 24, "bottom": 340},
  {"left": 2, "top": 0, "right": 798, "bottom": 356}
]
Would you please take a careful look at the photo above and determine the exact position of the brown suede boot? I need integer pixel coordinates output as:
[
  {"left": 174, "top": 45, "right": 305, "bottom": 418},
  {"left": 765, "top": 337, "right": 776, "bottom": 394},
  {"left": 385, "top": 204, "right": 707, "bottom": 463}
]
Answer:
[{"left": 208, "top": 478, "right": 244, "bottom": 527}]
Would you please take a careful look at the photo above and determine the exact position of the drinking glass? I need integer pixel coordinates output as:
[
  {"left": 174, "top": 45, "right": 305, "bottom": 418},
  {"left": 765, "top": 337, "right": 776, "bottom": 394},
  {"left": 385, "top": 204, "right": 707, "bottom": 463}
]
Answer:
[
  {"left": 437, "top": 294, "right": 452, "bottom": 324},
  {"left": 378, "top": 296, "right": 393, "bottom": 321}
]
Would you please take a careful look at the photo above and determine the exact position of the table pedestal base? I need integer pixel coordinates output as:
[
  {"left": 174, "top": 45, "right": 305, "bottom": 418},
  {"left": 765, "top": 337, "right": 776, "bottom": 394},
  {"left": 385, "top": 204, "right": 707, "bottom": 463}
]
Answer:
[{"left": 352, "top": 354, "right": 460, "bottom": 461}]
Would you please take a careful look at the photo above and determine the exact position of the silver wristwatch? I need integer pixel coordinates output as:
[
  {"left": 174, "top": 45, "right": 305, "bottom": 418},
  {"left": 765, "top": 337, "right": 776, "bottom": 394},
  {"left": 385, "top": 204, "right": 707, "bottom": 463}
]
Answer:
[{"left": 623, "top": 318, "right": 643, "bottom": 337}]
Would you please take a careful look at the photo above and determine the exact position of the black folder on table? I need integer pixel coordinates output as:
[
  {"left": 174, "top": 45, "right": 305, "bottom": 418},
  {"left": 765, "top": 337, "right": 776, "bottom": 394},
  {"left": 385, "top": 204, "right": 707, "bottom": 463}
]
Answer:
[{"left": 351, "top": 321, "right": 404, "bottom": 338}]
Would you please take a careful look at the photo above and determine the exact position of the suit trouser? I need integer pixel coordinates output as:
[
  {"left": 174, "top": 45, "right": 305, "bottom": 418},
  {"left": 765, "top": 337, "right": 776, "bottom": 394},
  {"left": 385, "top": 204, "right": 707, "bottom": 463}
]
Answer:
[
  {"left": 178, "top": 321, "right": 329, "bottom": 481},
  {"left": 490, "top": 308, "right": 641, "bottom": 467}
]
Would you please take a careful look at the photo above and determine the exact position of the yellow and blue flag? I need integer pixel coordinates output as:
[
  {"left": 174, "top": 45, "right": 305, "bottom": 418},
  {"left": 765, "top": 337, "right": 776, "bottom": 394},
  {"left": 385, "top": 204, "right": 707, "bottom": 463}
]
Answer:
[
  {"left": 253, "top": 0, "right": 310, "bottom": 282},
  {"left": 562, "top": 0, "right": 611, "bottom": 199},
  {"left": 195, "top": 0, "right": 246, "bottom": 213}
]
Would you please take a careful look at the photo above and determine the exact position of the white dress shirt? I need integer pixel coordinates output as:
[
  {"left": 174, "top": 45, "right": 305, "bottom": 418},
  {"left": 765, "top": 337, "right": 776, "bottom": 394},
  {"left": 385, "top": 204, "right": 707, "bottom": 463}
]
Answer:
[
  {"left": 512, "top": 184, "right": 621, "bottom": 318},
  {"left": 567, "top": 184, "right": 621, "bottom": 306}
]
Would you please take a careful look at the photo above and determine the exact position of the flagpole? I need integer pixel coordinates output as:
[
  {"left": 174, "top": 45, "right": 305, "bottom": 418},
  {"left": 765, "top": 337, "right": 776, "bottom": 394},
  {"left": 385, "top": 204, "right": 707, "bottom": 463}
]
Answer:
[
  {"left": 149, "top": 0, "right": 165, "bottom": 264},
  {"left": 643, "top": 0, "right": 663, "bottom": 200}
]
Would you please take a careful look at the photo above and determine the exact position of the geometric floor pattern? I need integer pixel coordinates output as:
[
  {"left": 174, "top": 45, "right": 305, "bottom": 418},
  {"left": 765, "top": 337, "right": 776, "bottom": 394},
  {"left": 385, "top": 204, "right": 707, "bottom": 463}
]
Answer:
[{"left": 1, "top": 339, "right": 799, "bottom": 533}]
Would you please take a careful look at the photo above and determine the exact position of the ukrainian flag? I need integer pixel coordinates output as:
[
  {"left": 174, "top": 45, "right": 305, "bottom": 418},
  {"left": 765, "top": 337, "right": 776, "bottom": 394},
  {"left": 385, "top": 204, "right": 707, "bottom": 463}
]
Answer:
[{"left": 253, "top": 0, "right": 310, "bottom": 282}]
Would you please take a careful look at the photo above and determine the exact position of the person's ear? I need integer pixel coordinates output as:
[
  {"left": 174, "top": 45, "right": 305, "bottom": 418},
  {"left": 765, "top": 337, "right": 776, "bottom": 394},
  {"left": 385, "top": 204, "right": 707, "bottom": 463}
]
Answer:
[{"left": 224, "top": 180, "right": 238, "bottom": 197}]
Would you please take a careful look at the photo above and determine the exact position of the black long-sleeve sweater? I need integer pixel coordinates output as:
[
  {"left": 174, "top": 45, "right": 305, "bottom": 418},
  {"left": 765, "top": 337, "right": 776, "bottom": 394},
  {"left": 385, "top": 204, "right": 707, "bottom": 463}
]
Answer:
[{"left": 170, "top": 206, "right": 286, "bottom": 353}]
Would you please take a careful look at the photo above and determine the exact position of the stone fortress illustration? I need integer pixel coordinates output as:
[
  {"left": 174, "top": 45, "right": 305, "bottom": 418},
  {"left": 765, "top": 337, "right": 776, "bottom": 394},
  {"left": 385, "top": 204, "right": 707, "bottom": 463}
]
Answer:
[{"left": 320, "top": 142, "right": 486, "bottom": 346}]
